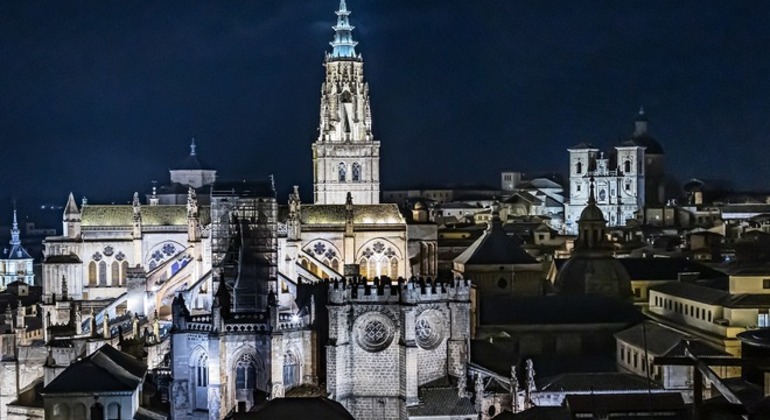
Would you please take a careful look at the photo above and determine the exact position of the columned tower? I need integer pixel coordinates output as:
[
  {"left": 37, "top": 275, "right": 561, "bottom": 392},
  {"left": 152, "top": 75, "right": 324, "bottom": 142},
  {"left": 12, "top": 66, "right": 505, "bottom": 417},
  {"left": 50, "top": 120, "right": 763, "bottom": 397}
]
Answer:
[{"left": 313, "top": 0, "right": 380, "bottom": 205}]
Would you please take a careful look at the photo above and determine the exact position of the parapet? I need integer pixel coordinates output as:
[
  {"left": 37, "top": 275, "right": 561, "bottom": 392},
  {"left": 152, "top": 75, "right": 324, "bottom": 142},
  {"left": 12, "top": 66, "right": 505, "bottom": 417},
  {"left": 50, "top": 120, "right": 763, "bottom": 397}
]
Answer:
[{"left": 328, "top": 276, "right": 471, "bottom": 305}]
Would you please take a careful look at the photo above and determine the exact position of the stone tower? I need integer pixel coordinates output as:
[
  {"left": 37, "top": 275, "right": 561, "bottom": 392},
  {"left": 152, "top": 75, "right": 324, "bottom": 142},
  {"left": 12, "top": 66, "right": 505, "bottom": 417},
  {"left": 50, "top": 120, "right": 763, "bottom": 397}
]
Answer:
[
  {"left": 327, "top": 277, "right": 471, "bottom": 419},
  {"left": 313, "top": 0, "right": 380, "bottom": 205}
]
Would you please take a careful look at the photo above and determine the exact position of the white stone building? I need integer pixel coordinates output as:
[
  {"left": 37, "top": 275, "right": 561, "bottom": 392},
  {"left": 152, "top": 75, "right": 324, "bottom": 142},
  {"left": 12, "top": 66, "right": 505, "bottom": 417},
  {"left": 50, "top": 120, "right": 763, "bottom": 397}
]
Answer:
[{"left": 0, "top": 211, "right": 34, "bottom": 290}]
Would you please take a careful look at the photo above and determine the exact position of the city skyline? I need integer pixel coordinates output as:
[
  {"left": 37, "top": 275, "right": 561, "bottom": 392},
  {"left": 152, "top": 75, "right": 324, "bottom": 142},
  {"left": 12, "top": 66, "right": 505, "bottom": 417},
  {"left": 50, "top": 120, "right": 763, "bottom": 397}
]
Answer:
[{"left": 2, "top": 0, "right": 770, "bottom": 211}]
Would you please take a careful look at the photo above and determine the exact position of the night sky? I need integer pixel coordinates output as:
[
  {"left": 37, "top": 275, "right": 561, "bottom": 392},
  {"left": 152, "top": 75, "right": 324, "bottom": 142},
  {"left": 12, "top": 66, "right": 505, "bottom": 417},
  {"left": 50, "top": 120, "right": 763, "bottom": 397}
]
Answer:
[{"left": 2, "top": 1, "right": 770, "bottom": 219}]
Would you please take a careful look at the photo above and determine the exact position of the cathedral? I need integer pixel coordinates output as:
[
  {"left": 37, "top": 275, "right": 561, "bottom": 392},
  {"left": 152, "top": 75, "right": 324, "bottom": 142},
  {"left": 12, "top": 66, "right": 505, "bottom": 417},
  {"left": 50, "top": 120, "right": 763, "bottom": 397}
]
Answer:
[
  {"left": 28, "top": 2, "right": 470, "bottom": 419},
  {"left": 563, "top": 108, "right": 666, "bottom": 234}
]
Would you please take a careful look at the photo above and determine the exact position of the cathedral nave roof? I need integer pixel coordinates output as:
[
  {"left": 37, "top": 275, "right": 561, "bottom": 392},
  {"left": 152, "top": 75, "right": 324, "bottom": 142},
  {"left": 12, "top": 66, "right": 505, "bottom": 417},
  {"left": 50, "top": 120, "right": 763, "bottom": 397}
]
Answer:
[
  {"left": 299, "top": 204, "right": 405, "bottom": 225},
  {"left": 81, "top": 205, "right": 211, "bottom": 227}
]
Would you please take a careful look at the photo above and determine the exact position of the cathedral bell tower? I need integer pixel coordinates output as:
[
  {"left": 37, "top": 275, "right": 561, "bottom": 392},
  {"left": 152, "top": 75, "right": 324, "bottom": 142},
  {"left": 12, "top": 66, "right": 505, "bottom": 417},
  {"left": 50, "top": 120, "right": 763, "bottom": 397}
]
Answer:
[{"left": 313, "top": 0, "right": 380, "bottom": 205}]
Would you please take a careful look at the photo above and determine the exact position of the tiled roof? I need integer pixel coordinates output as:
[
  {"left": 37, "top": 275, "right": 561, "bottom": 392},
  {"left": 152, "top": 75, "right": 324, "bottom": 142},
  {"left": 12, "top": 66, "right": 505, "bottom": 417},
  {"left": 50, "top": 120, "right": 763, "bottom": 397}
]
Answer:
[
  {"left": 540, "top": 372, "right": 662, "bottom": 393},
  {"left": 244, "top": 397, "right": 354, "bottom": 420},
  {"left": 480, "top": 295, "right": 643, "bottom": 325},
  {"left": 614, "top": 321, "right": 732, "bottom": 357},
  {"left": 566, "top": 392, "right": 685, "bottom": 413},
  {"left": 454, "top": 220, "right": 536, "bottom": 265},
  {"left": 43, "top": 344, "right": 146, "bottom": 394},
  {"left": 81, "top": 205, "right": 210, "bottom": 227},
  {"left": 44, "top": 254, "right": 82, "bottom": 264},
  {"left": 407, "top": 377, "right": 476, "bottom": 417},
  {"left": 648, "top": 281, "right": 728, "bottom": 305},
  {"left": 300, "top": 204, "right": 405, "bottom": 225}
]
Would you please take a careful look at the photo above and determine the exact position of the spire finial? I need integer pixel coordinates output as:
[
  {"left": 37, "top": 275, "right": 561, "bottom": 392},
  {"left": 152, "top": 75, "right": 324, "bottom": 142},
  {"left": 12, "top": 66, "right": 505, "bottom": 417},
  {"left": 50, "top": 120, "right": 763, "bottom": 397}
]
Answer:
[
  {"left": 190, "top": 138, "right": 197, "bottom": 156},
  {"left": 10, "top": 207, "right": 20, "bottom": 246},
  {"left": 330, "top": 0, "right": 359, "bottom": 58},
  {"left": 634, "top": 106, "right": 648, "bottom": 136},
  {"left": 588, "top": 176, "right": 596, "bottom": 206}
]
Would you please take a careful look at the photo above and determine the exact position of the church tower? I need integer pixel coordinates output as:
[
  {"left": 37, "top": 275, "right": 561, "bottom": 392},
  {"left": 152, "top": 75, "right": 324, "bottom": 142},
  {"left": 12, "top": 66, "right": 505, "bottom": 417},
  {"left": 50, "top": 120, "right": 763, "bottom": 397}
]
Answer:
[{"left": 313, "top": 0, "right": 380, "bottom": 205}]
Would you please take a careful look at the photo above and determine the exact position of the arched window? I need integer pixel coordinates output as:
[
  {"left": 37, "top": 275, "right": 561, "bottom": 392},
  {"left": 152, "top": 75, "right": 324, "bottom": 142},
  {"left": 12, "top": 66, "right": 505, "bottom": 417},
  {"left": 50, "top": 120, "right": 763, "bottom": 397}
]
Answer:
[
  {"left": 352, "top": 162, "right": 361, "bottom": 182},
  {"left": 196, "top": 354, "right": 208, "bottom": 387},
  {"left": 624, "top": 160, "right": 631, "bottom": 173},
  {"left": 111, "top": 262, "right": 119, "bottom": 286},
  {"left": 359, "top": 258, "right": 368, "bottom": 279},
  {"left": 576, "top": 161, "right": 582, "bottom": 174},
  {"left": 120, "top": 261, "right": 128, "bottom": 285},
  {"left": 390, "top": 258, "right": 399, "bottom": 279},
  {"left": 98, "top": 261, "right": 107, "bottom": 286},
  {"left": 331, "top": 259, "right": 340, "bottom": 273},
  {"left": 194, "top": 352, "right": 208, "bottom": 411},
  {"left": 90, "top": 402, "right": 104, "bottom": 420},
  {"left": 89, "top": 262, "right": 97, "bottom": 286},
  {"left": 52, "top": 403, "right": 70, "bottom": 420},
  {"left": 236, "top": 354, "right": 257, "bottom": 390},
  {"left": 338, "top": 162, "right": 346, "bottom": 182},
  {"left": 283, "top": 351, "right": 300, "bottom": 389},
  {"left": 107, "top": 402, "right": 121, "bottom": 420}
]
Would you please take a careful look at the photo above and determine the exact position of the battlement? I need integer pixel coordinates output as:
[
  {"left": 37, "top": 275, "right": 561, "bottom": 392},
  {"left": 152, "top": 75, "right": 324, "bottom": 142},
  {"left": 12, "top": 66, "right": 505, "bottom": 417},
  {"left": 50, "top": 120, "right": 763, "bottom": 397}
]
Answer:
[{"left": 328, "top": 276, "right": 471, "bottom": 305}]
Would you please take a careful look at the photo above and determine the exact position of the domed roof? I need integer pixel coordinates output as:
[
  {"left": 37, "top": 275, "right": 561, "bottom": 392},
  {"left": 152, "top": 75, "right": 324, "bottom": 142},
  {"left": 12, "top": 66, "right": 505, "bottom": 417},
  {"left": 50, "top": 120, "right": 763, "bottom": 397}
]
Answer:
[
  {"left": 580, "top": 202, "right": 605, "bottom": 223},
  {"left": 630, "top": 107, "right": 664, "bottom": 155},
  {"left": 554, "top": 256, "right": 632, "bottom": 299},
  {"left": 630, "top": 134, "right": 664, "bottom": 155}
]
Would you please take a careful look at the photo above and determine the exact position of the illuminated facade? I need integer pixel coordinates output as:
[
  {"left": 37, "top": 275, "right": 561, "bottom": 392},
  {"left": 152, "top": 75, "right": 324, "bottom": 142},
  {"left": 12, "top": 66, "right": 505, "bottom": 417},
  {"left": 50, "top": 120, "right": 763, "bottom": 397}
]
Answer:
[
  {"left": 312, "top": 0, "right": 380, "bottom": 205},
  {"left": 0, "top": 210, "right": 34, "bottom": 289}
]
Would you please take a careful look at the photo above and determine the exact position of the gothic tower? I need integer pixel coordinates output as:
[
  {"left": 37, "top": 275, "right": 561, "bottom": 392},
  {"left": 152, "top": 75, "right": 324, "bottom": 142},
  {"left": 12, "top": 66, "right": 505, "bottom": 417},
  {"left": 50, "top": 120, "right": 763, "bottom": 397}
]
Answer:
[{"left": 313, "top": 0, "right": 380, "bottom": 205}]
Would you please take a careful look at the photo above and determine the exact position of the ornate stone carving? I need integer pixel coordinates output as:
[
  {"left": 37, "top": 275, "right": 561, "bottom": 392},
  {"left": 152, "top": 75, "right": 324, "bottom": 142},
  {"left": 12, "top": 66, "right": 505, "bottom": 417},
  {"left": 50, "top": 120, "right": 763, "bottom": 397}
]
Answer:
[
  {"left": 415, "top": 309, "right": 445, "bottom": 350},
  {"left": 354, "top": 311, "right": 395, "bottom": 352}
]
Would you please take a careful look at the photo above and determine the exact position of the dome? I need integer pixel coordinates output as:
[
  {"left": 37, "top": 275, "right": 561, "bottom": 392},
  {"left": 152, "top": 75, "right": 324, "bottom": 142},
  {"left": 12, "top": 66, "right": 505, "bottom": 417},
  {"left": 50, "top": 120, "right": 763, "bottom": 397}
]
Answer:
[
  {"left": 579, "top": 202, "right": 605, "bottom": 223},
  {"left": 554, "top": 255, "right": 632, "bottom": 299},
  {"left": 631, "top": 134, "right": 664, "bottom": 155}
]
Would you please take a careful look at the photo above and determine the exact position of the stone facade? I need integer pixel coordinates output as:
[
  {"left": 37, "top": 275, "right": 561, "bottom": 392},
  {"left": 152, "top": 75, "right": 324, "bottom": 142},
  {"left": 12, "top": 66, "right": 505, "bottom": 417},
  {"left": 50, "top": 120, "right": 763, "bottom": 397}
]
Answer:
[
  {"left": 312, "top": 1, "right": 380, "bottom": 205},
  {"left": 327, "top": 278, "right": 471, "bottom": 419}
]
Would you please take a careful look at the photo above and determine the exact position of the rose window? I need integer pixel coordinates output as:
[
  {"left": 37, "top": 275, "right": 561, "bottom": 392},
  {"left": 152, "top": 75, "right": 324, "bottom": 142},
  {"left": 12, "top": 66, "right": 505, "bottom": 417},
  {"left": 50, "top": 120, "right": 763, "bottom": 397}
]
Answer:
[
  {"left": 103, "top": 246, "right": 114, "bottom": 256},
  {"left": 313, "top": 242, "right": 326, "bottom": 255},
  {"left": 356, "top": 313, "right": 395, "bottom": 352},
  {"left": 415, "top": 310, "right": 444, "bottom": 350}
]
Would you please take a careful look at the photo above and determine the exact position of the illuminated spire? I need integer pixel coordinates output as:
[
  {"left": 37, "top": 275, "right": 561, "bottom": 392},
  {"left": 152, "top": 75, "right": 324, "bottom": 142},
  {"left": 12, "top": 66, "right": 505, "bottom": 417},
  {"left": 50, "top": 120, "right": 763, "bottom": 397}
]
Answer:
[
  {"left": 9, "top": 209, "right": 19, "bottom": 246},
  {"left": 330, "top": 0, "right": 359, "bottom": 59},
  {"left": 190, "top": 137, "right": 197, "bottom": 156}
]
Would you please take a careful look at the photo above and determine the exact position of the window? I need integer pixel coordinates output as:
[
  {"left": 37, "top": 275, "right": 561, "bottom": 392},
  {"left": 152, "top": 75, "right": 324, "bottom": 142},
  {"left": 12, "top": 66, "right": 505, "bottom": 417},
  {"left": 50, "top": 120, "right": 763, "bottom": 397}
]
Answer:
[
  {"left": 283, "top": 351, "right": 300, "bottom": 389},
  {"left": 633, "top": 353, "right": 638, "bottom": 368},
  {"left": 576, "top": 161, "right": 583, "bottom": 174},
  {"left": 89, "top": 262, "right": 97, "bottom": 286},
  {"left": 121, "top": 261, "right": 128, "bottom": 285},
  {"left": 624, "top": 160, "right": 631, "bottom": 173},
  {"left": 763, "top": 279, "right": 770, "bottom": 289},
  {"left": 196, "top": 354, "right": 208, "bottom": 387},
  {"left": 352, "top": 162, "right": 361, "bottom": 182},
  {"left": 111, "top": 262, "right": 120, "bottom": 286},
  {"left": 497, "top": 278, "right": 508, "bottom": 289},
  {"left": 338, "top": 162, "right": 346, "bottom": 182},
  {"left": 236, "top": 354, "right": 257, "bottom": 390},
  {"left": 620, "top": 346, "right": 625, "bottom": 361},
  {"left": 634, "top": 288, "right": 641, "bottom": 298},
  {"left": 98, "top": 261, "right": 107, "bottom": 286}
]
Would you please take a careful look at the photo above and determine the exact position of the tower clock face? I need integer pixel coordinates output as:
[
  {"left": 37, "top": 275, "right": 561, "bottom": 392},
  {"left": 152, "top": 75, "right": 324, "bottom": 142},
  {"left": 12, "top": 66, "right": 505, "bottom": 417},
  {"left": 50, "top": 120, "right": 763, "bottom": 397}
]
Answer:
[{"left": 599, "top": 189, "right": 607, "bottom": 201}]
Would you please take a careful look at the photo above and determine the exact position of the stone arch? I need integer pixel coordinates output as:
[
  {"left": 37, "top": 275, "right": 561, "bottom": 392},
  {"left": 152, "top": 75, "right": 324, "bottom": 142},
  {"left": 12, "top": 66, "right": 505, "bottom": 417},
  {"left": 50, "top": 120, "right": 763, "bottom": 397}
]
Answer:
[
  {"left": 283, "top": 346, "right": 302, "bottom": 390},
  {"left": 189, "top": 346, "right": 209, "bottom": 411},
  {"left": 356, "top": 239, "right": 403, "bottom": 279}
]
